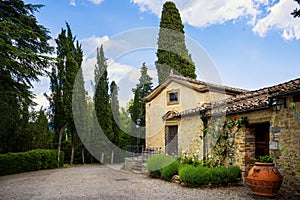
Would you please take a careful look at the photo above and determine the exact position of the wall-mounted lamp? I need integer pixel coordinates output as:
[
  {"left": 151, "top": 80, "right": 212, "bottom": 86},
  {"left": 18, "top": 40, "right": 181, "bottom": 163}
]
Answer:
[
  {"left": 272, "top": 97, "right": 286, "bottom": 112},
  {"left": 136, "top": 118, "right": 141, "bottom": 128}
]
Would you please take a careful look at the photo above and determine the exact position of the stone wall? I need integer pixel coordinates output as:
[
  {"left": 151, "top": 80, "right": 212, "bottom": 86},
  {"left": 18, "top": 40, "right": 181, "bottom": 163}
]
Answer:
[
  {"left": 269, "top": 96, "right": 300, "bottom": 196},
  {"left": 227, "top": 96, "right": 300, "bottom": 196},
  {"left": 179, "top": 115, "right": 203, "bottom": 158}
]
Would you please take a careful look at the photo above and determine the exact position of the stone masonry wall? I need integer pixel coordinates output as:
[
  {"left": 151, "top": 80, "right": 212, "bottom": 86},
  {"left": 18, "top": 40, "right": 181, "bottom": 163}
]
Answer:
[
  {"left": 269, "top": 96, "right": 300, "bottom": 196},
  {"left": 229, "top": 96, "right": 300, "bottom": 196}
]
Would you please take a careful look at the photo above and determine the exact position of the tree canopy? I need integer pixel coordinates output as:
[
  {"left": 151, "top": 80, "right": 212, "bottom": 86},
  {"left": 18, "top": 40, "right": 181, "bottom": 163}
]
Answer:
[
  {"left": 129, "top": 63, "right": 153, "bottom": 147},
  {"left": 292, "top": 0, "right": 300, "bottom": 18},
  {"left": 0, "top": 0, "right": 52, "bottom": 153},
  {"left": 155, "top": 1, "right": 196, "bottom": 84},
  {"left": 47, "top": 23, "right": 86, "bottom": 164},
  {"left": 94, "top": 45, "right": 114, "bottom": 143}
]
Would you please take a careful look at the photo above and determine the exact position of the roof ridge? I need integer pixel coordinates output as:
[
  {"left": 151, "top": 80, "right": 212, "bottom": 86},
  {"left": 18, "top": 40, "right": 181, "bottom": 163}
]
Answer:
[
  {"left": 169, "top": 74, "right": 249, "bottom": 93},
  {"left": 178, "top": 77, "right": 300, "bottom": 117}
]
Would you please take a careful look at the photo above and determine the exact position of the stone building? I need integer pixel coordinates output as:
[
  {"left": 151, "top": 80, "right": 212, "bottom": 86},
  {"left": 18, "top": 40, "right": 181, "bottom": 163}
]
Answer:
[
  {"left": 143, "top": 74, "right": 246, "bottom": 156},
  {"left": 144, "top": 74, "right": 300, "bottom": 195}
]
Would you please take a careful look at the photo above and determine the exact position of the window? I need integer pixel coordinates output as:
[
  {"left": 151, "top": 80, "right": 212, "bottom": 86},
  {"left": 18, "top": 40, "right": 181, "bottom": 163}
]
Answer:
[
  {"left": 167, "top": 89, "right": 179, "bottom": 105},
  {"left": 169, "top": 92, "right": 178, "bottom": 102}
]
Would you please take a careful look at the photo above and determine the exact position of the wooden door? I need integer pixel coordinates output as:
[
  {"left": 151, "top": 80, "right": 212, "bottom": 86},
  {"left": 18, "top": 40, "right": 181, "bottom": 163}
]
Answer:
[
  {"left": 255, "top": 123, "right": 270, "bottom": 158},
  {"left": 165, "top": 125, "right": 178, "bottom": 155}
]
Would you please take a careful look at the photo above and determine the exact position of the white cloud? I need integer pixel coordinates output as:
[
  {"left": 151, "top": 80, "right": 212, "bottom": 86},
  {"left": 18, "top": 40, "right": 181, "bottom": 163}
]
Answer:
[
  {"left": 132, "top": 0, "right": 260, "bottom": 26},
  {"left": 69, "top": 0, "right": 76, "bottom": 7},
  {"left": 89, "top": 0, "right": 104, "bottom": 5},
  {"left": 253, "top": 0, "right": 300, "bottom": 40},
  {"left": 80, "top": 35, "right": 109, "bottom": 58},
  {"left": 32, "top": 76, "right": 50, "bottom": 109},
  {"left": 131, "top": 0, "right": 300, "bottom": 40}
]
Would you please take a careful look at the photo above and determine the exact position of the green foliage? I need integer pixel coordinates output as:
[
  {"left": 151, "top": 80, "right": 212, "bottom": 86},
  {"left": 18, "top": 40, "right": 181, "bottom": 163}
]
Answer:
[
  {"left": 289, "top": 102, "right": 296, "bottom": 111},
  {"left": 204, "top": 115, "right": 248, "bottom": 167},
  {"left": 0, "top": 149, "right": 64, "bottom": 176},
  {"left": 129, "top": 63, "right": 153, "bottom": 147},
  {"left": 118, "top": 107, "right": 132, "bottom": 149},
  {"left": 46, "top": 23, "right": 86, "bottom": 164},
  {"left": 292, "top": 0, "right": 300, "bottom": 18},
  {"left": 146, "top": 154, "right": 176, "bottom": 178},
  {"left": 254, "top": 155, "right": 273, "bottom": 163},
  {"left": 160, "top": 160, "right": 181, "bottom": 181},
  {"left": 110, "top": 81, "right": 121, "bottom": 146},
  {"left": 94, "top": 45, "right": 114, "bottom": 143},
  {"left": 179, "top": 165, "right": 241, "bottom": 187},
  {"left": 179, "top": 165, "right": 211, "bottom": 186},
  {"left": 178, "top": 154, "right": 201, "bottom": 167},
  {"left": 155, "top": 1, "right": 196, "bottom": 83},
  {"left": 0, "top": 0, "right": 53, "bottom": 154},
  {"left": 28, "top": 109, "right": 55, "bottom": 149}
]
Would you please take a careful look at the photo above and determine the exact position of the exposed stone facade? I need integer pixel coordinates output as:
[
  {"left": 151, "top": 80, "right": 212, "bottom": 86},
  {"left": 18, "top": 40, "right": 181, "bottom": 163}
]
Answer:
[{"left": 144, "top": 75, "right": 300, "bottom": 196}]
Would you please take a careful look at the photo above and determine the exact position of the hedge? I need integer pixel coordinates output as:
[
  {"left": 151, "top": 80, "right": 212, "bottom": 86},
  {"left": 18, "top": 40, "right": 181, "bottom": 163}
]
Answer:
[
  {"left": 0, "top": 149, "right": 64, "bottom": 176},
  {"left": 160, "top": 160, "right": 181, "bottom": 181},
  {"left": 146, "top": 154, "right": 176, "bottom": 178},
  {"left": 179, "top": 165, "right": 241, "bottom": 187}
]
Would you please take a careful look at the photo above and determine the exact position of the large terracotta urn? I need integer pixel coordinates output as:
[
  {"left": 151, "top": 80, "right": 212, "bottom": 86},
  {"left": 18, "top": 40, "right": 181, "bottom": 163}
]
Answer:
[{"left": 246, "top": 162, "right": 282, "bottom": 197}]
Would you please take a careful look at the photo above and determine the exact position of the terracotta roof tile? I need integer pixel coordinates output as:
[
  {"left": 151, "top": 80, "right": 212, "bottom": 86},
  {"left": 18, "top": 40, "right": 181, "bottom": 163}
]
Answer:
[
  {"left": 168, "top": 74, "right": 249, "bottom": 94},
  {"left": 177, "top": 77, "right": 300, "bottom": 118}
]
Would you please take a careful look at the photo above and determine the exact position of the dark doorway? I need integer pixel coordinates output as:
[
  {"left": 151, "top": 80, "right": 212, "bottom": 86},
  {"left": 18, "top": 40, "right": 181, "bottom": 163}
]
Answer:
[
  {"left": 165, "top": 125, "right": 178, "bottom": 155},
  {"left": 255, "top": 122, "right": 270, "bottom": 158}
]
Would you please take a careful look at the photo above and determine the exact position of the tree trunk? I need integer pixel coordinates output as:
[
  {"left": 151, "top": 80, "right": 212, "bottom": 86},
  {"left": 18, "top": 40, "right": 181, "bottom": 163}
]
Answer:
[
  {"left": 57, "top": 126, "right": 65, "bottom": 167},
  {"left": 82, "top": 144, "right": 85, "bottom": 164},
  {"left": 70, "top": 131, "right": 75, "bottom": 164}
]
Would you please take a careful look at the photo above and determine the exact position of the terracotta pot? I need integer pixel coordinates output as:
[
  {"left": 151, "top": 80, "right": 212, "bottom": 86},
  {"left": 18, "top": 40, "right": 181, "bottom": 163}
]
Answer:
[{"left": 246, "top": 162, "right": 282, "bottom": 197}]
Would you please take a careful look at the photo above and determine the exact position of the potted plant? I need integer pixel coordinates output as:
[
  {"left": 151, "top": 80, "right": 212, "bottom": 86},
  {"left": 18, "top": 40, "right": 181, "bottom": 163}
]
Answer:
[{"left": 246, "top": 155, "right": 283, "bottom": 197}]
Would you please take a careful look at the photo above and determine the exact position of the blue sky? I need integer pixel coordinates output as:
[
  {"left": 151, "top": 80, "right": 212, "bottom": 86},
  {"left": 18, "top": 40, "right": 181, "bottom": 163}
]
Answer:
[{"left": 26, "top": 0, "right": 300, "bottom": 108}]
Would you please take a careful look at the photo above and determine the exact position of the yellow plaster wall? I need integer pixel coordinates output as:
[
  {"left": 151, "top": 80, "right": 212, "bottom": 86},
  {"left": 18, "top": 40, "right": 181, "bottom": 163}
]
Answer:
[{"left": 145, "top": 81, "right": 234, "bottom": 154}]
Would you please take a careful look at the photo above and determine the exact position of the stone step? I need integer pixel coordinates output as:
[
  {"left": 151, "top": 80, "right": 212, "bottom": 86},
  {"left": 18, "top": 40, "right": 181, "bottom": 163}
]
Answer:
[{"left": 132, "top": 164, "right": 143, "bottom": 171}]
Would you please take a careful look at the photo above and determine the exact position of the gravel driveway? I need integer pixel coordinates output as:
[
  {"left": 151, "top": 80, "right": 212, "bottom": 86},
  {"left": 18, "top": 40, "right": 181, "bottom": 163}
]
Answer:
[{"left": 0, "top": 165, "right": 288, "bottom": 200}]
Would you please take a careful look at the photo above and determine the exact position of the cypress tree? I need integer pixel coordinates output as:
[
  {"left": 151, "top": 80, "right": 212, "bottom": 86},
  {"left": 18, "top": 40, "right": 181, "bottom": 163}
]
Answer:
[
  {"left": 94, "top": 45, "right": 114, "bottom": 144},
  {"left": 47, "top": 23, "right": 84, "bottom": 165},
  {"left": 110, "top": 81, "right": 121, "bottom": 146},
  {"left": 129, "top": 63, "right": 153, "bottom": 148},
  {"left": 155, "top": 1, "right": 196, "bottom": 84}
]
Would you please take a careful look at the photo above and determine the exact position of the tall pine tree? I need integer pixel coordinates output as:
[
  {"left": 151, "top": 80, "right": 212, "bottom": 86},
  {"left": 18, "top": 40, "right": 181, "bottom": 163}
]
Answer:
[
  {"left": 155, "top": 1, "right": 196, "bottom": 84},
  {"left": 0, "top": 0, "right": 52, "bottom": 153},
  {"left": 47, "top": 23, "right": 85, "bottom": 165},
  {"left": 110, "top": 81, "right": 121, "bottom": 146},
  {"left": 94, "top": 45, "right": 114, "bottom": 145},
  {"left": 129, "top": 63, "right": 153, "bottom": 148}
]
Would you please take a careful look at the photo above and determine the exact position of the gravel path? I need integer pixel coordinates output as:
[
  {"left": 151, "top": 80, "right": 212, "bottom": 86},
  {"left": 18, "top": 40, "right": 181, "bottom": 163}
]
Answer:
[{"left": 0, "top": 165, "right": 288, "bottom": 200}]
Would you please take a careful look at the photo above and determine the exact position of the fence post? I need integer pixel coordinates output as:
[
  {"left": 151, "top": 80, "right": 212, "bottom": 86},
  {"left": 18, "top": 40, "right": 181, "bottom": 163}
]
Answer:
[
  {"left": 111, "top": 150, "right": 114, "bottom": 164},
  {"left": 101, "top": 152, "right": 104, "bottom": 163}
]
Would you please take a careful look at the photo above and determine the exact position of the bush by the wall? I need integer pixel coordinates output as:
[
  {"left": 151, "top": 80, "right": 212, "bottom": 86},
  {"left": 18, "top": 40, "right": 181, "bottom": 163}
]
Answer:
[
  {"left": 179, "top": 165, "right": 241, "bottom": 187},
  {"left": 146, "top": 154, "right": 176, "bottom": 178},
  {"left": 179, "top": 165, "right": 210, "bottom": 186},
  {"left": 160, "top": 160, "right": 181, "bottom": 181},
  {"left": 0, "top": 149, "right": 64, "bottom": 176}
]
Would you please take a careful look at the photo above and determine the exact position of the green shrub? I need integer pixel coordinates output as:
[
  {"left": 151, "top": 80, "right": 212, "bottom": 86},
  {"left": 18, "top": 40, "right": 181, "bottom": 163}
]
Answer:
[
  {"left": 146, "top": 154, "right": 176, "bottom": 178},
  {"left": 178, "top": 154, "right": 201, "bottom": 167},
  {"left": 160, "top": 160, "right": 181, "bottom": 181},
  {"left": 179, "top": 165, "right": 241, "bottom": 187},
  {"left": 254, "top": 155, "right": 273, "bottom": 163},
  {"left": 179, "top": 165, "right": 211, "bottom": 186},
  {"left": 227, "top": 166, "right": 241, "bottom": 182},
  {"left": 0, "top": 149, "right": 64, "bottom": 176}
]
